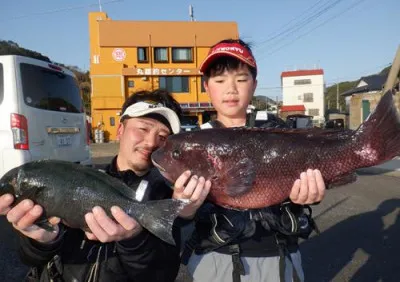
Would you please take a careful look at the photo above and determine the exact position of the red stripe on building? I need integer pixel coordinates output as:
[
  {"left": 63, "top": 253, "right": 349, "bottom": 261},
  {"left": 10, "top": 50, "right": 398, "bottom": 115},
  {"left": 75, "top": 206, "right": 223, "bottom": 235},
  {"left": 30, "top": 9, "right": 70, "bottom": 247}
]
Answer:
[
  {"left": 280, "top": 105, "right": 306, "bottom": 112},
  {"left": 281, "top": 69, "right": 324, "bottom": 78}
]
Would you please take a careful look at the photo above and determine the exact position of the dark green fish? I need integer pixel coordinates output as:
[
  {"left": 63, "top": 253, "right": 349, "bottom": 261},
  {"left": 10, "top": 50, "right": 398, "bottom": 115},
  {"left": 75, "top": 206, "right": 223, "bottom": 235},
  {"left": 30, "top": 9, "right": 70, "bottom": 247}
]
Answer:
[{"left": 0, "top": 160, "right": 187, "bottom": 245}]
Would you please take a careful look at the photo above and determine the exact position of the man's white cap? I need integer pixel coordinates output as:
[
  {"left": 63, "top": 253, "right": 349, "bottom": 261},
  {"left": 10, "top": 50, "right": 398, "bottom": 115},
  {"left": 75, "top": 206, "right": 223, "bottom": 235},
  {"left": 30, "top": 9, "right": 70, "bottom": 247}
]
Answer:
[{"left": 120, "top": 101, "right": 181, "bottom": 134}]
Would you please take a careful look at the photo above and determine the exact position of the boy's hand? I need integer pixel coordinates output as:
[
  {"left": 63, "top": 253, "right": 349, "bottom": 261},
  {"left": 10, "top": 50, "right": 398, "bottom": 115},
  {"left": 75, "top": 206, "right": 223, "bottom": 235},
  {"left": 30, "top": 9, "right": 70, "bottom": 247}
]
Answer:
[
  {"left": 172, "top": 170, "right": 211, "bottom": 219},
  {"left": 290, "top": 169, "right": 325, "bottom": 204}
]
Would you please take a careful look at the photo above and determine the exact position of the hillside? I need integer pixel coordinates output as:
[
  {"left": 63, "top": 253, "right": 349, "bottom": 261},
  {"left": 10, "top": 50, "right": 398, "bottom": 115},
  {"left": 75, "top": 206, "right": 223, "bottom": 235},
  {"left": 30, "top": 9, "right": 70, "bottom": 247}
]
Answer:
[
  {"left": 325, "top": 80, "right": 358, "bottom": 112},
  {"left": 0, "top": 40, "right": 91, "bottom": 115}
]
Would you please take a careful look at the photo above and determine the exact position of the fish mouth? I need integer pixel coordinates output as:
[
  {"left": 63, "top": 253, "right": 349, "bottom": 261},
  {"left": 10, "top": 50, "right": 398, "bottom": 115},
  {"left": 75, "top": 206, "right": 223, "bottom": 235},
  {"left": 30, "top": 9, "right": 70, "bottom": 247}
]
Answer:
[
  {"left": 152, "top": 159, "right": 166, "bottom": 172},
  {"left": 152, "top": 161, "right": 174, "bottom": 183}
]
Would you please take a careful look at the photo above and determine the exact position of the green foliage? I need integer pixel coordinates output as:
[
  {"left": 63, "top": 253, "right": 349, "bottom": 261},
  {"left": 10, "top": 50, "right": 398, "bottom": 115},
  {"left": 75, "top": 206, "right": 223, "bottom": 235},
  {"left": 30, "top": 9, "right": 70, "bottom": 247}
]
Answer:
[
  {"left": 325, "top": 80, "right": 358, "bottom": 111},
  {"left": 252, "top": 95, "right": 277, "bottom": 111},
  {"left": 0, "top": 40, "right": 50, "bottom": 62},
  {"left": 252, "top": 96, "right": 267, "bottom": 110},
  {"left": 0, "top": 40, "right": 91, "bottom": 115}
]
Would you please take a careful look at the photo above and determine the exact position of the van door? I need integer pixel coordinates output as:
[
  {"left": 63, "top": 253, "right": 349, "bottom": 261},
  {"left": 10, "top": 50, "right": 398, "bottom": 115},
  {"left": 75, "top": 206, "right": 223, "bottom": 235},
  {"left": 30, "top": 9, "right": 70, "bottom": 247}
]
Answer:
[{"left": 16, "top": 58, "right": 90, "bottom": 163}]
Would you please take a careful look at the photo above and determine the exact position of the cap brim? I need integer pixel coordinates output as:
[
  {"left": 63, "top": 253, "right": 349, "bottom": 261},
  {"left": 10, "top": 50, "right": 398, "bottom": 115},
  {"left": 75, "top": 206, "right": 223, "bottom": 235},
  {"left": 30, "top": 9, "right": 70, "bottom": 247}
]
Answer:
[
  {"left": 199, "top": 51, "right": 256, "bottom": 73},
  {"left": 121, "top": 107, "right": 181, "bottom": 134}
]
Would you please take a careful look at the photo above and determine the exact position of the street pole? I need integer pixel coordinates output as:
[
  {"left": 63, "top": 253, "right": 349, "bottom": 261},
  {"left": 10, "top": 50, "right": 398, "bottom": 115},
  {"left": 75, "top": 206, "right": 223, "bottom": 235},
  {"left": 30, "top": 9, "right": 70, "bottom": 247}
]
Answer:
[
  {"left": 336, "top": 83, "right": 339, "bottom": 110},
  {"left": 383, "top": 45, "right": 400, "bottom": 93}
]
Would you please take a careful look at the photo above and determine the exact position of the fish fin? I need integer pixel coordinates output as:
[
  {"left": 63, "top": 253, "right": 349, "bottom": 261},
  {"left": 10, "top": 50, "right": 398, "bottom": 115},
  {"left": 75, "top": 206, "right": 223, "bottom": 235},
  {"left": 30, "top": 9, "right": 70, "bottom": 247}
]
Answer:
[
  {"left": 35, "top": 218, "right": 57, "bottom": 232},
  {"left": 355, "top": 90, "right": 400, "bottom": 164},
  {"left": 328, "top": 173, "right": 358, "bottom": 189},
  {"left": 222, "top": 157, "right": 256, "bottom": 197},
  {"left": 138, "top": 199, "right": 189, "bottom": 245}
]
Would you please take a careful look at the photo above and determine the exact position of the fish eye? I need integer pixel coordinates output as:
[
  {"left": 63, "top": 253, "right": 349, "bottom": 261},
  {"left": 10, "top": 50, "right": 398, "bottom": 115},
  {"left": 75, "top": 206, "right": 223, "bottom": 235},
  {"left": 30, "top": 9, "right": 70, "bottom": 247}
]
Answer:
[{"left": 172, "top": 150, "right": 181, "bottom": 159}]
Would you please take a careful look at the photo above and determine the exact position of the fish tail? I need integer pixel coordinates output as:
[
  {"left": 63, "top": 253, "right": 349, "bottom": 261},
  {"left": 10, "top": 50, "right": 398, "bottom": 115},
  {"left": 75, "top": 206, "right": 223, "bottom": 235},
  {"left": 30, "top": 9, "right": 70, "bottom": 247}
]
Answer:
[
  {"left": 137, "top": 199, "right": 189, "bottom": 245},
  {"left": 355, "top": 90, "right": 400, "bottom": 163}
]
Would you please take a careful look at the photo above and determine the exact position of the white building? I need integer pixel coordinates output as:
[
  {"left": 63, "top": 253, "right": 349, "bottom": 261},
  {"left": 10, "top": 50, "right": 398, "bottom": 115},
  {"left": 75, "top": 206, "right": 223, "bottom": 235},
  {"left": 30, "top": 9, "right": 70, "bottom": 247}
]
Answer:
[{"left": 281, "top": 69, "right": 325, "bottom": 125}]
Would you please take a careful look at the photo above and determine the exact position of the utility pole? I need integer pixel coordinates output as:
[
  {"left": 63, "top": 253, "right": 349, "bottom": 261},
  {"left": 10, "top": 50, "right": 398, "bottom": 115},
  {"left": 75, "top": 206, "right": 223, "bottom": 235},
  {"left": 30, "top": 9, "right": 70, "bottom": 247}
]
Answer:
[
  {"left": 383, "top": 45, "right": 400, "bottom": 93},
  {"left": 189, "top": 5, "right": 195, "bottom": 22},
  {"left": 336, "top": 82, "right": 340, "bottom": 110},
  {"left": 98, "top": 0, "right": 102, "bottom": 12}
]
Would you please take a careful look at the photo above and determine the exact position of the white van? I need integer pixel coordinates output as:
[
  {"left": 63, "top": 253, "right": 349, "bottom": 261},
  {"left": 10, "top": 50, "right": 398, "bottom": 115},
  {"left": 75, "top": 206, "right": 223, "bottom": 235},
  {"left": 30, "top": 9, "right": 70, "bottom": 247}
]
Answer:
[{"left": 0, "top": 55, "right": 91, "bottom": 178}]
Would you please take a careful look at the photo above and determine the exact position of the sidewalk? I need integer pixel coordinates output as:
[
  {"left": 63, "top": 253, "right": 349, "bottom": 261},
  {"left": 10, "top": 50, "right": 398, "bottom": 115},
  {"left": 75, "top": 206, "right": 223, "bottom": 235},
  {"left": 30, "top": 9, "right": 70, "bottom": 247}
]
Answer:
[
  {"left": 90, "top": 142, "right": 119, "bottom": 158},
  {"left": 357, "top": 156, "right": 400, "bottom": 177}
]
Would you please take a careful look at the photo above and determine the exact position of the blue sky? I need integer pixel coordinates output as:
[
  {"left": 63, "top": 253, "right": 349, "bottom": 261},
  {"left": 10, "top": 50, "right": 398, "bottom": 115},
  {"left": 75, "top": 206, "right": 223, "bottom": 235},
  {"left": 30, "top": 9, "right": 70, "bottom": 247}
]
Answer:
[{"left": 1, "top": 0, "right": 398, "bottom": 99}]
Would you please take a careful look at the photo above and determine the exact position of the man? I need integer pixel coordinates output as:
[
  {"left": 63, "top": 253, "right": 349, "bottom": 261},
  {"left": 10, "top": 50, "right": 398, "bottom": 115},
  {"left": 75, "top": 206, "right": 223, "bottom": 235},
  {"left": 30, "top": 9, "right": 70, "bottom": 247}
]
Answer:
[{"left": 0, "top": 89, "right": 210, "bottom": 281}]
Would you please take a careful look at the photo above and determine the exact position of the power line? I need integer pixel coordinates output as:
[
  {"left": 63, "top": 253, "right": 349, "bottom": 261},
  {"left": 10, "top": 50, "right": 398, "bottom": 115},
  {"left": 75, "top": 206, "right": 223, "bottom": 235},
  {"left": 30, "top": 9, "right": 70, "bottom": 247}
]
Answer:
[
  {"left": 255, "top": 0, "right": 343, "bottom": 52},
  {"left": 254, "top": 0, "right": 327, "bottom": 48},
  {"left": 256, "top": 0, "right": 346, "bottom": 55},
  {"left": 0, "top": 0, "right": 123, "bottom": 22},
  {"left": 257, "top": 0, "right": 369, "bottom": 60}
]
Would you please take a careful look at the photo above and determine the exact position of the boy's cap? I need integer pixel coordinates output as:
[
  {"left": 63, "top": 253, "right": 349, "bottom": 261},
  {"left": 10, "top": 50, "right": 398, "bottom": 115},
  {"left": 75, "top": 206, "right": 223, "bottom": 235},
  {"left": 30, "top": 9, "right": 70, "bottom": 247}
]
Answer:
[
  {"left": 120, "top": 101, "right": 181, "bottom": 134},
  {"left": 199, "top": 42, "right": 257, "bottom": 73}
]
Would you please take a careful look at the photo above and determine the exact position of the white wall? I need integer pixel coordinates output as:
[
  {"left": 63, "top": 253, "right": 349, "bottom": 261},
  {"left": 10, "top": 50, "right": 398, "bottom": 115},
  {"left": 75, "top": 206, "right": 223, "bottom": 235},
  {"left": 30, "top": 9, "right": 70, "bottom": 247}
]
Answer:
[{"left": 282, "top": 74, "right": 325, "bottom": 123}]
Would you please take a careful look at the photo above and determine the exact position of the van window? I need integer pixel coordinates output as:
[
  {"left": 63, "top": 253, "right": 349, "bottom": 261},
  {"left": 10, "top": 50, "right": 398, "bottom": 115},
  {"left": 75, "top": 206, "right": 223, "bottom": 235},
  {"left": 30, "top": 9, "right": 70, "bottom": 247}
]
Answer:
[
  {"left": 0, "top": 64, "right": 3, "bottom": 105},
  {"left": 20, "top": 63, "right": 83, "bottom": 113}
]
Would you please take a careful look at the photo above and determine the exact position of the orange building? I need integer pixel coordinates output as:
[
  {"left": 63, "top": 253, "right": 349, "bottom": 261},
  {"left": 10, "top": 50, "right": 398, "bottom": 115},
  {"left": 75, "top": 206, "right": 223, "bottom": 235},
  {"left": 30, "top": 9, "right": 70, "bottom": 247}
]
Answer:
[{"left": 88, "top": 11, "right": 239, "bottom": 141}]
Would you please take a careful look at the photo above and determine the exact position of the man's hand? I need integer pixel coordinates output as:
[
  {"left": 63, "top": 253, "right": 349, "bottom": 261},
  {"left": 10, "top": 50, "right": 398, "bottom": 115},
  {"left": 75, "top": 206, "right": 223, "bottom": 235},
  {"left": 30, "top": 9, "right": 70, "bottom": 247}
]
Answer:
[
  {"left": 0, "top": 194, "right": 14, "bottom": 215},
  {"left": 3, "top": 196, "right": 60, "bottom": 243},
  {"left": 290, "top": 169, "right": 326, "bottom": 205},
  {"left": 172, "top": 170, "right": 211, "bottom": 219},
  {"left": 84, "top": 206, "right": 142, "bottom": 243}
]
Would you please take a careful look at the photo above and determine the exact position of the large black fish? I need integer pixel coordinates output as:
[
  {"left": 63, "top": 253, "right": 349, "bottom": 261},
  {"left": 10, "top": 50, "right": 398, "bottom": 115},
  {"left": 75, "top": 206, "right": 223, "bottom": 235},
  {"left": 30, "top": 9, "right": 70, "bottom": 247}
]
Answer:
[
  {"left": 152, "top": 90, "right": 400, "bottom": 210},
  {"left": 0, "top": 160, "right": 187, "bottom": 245}
]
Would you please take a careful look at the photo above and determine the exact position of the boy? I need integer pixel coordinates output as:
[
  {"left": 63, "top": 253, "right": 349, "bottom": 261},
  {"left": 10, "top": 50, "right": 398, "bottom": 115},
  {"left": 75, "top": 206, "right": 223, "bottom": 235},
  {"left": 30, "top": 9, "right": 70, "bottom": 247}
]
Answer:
[{"left": 184, "top": 39, "right": 325, "bottom": 282}]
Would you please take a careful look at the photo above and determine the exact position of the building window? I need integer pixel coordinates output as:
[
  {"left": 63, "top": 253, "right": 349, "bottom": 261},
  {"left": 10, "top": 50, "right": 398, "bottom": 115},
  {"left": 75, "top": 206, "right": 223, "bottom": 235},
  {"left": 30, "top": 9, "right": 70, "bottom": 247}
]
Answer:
[
  {"left": 303, "top": 93, "right": 313, "bottom": 102},
  {"left": 201, "top": 76, "right": 206, "bottom": 92},
  {"left": 172, "top": 47, "right": 193, "bottom": 63},
  {"left": 294, "top": 79, "right": 311, "bottom": 85},
  {"left": 93, "top": 55, "right": 100, "bottom": 64},
  {"left": 159, "top": 76, "right": 189, "bottom": 93},
  {"left": 128, "top": 81, "right": 135, "bottom": 88},
  {"left": 137, "top": 47, "right": 148, "bottom": 63},
  {"left": 154, "top": 47, "right": 168, "bottom": 63},
  {"left": 308, "top": 108, "right": 319, "bottom": 116},
  {"left": 297, "top": 95, "right": 302, "bottom": 100},
  {"left": 110, "top": 117, "right": 115, "bottom": 126}
]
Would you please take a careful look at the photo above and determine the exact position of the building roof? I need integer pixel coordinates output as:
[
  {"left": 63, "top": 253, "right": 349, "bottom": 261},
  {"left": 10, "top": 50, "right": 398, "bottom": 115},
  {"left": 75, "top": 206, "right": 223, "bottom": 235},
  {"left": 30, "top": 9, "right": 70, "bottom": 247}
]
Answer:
[
  {"left": 341, "top": 74, "right": 387, "bottom": 96},
  {"left": 280, "top": 105, "right": 306, "bottom": 112},
  {"left": 281, "top": 69, "right": 324, "bottom": 78},
  {"left": 98, "top": 19, "right": 239, "bottom": 47}
]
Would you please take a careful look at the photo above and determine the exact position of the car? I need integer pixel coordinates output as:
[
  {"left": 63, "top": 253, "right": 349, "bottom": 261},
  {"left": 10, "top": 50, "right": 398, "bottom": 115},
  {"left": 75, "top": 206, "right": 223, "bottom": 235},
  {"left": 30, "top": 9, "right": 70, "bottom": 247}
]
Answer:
[
  {"left": 0, "top": 55, "right": 91, "bottom": 178},
  {"left": 181, "top": 124, "right": 200, "bottom": 132},
  {"left": 325, "top": 118, "right": 345, "bottom": 129},
  {"left": 285, "top": 114, "right": 314, "bottom": 129},
  {"left": 249, "top": 111, "right": 288, "bottom": 128}
]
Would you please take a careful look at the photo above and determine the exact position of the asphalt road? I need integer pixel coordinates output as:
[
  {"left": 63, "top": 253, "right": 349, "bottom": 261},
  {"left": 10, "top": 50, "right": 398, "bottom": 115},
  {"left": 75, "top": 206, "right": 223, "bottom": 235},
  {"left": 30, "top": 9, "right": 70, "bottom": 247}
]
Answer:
[{"left": 1, "top": 145, "right": 399, "bottom": 281}]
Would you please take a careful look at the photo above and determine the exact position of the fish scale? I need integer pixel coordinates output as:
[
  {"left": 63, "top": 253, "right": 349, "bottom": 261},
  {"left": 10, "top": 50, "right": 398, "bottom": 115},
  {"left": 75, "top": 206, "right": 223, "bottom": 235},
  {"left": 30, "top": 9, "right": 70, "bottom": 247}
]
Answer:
[{"left": 152, "top": 90, "right": 400, "bottom": 210}]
